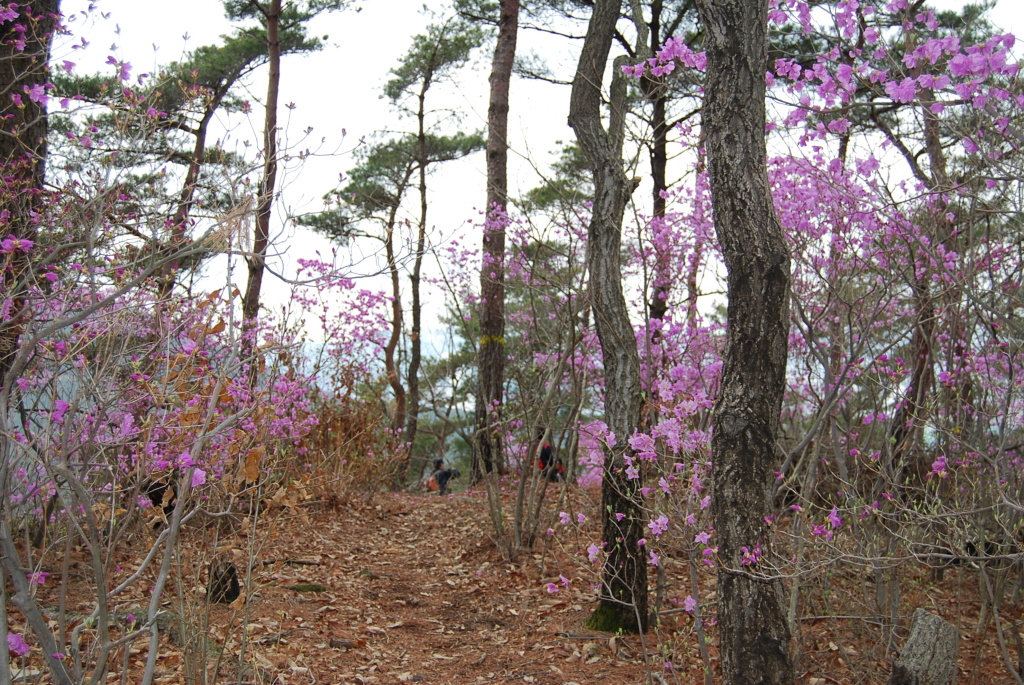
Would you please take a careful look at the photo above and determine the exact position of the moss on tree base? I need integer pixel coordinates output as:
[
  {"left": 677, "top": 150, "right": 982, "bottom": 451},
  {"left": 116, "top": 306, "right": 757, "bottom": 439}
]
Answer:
[{"left": 584, "top": 601, "right": 642, "bottom": 634}]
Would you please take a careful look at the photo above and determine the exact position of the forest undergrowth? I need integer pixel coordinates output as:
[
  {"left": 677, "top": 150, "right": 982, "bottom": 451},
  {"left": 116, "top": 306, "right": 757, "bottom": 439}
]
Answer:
[{"left": 7, "top": 478, "right": 1021, "bottom": 685}]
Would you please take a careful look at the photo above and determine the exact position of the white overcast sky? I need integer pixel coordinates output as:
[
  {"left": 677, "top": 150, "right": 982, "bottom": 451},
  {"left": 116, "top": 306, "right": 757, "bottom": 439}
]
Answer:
[
  {"left": 53, "top": 0, "right": 581, "bottom": 348},
  {"left": 53, "top": 0, "right": 1024, "bottom": 347}
]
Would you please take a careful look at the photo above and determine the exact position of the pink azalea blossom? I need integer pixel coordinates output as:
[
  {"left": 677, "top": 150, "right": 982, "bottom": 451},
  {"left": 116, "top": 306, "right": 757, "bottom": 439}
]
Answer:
[
  {"left": 7, "top": 633, "right": 29, "bottom": 657},
  {"left": 648, "top": 514, "right": 669, "bottom": 538},
  {"left": 26, "top": 83, "right": 47, "bottom": 105},
  {"left": 885, "top": 77, "right": 917, "bottom": 103},
  {"left": 27, "top": 571, "right": 49, "bottom": 585}
]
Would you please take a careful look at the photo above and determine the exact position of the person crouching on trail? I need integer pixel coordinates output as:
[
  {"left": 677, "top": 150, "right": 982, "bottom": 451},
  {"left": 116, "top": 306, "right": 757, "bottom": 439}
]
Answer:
[
  {"left": 536, "top": 436, "right": 566, "bottom": 482},
  {"left": 426, "top": 457, "right": 459, "bottom": 495}
]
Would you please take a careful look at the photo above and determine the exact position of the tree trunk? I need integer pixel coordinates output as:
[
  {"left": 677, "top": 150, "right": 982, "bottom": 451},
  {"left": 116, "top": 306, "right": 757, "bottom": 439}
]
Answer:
[
  {"left": 406, "top": 219, "right": 424, "bottom": 453},
  {"left": 474, "top": 0, "right": 519, "bottom": 480},
  {"left": 405, "top": 82, "right": 432, "bottom": 459},
  {"left": 885, "top": 86, "right": 951, "bottom": 482},
  {"left": 694, "top": 0, "right": 794, "bottom": 681},
  {"left": 384, "top": 219, "right": 407, "bottom": 437},
  {"left": 242, "top": 0, "right": 281, "bottom": 387},
  {"left": 640, "top": 0, "right": 671, "bottom": 325},
  {"left": 887, "top": 609, "right": 958, "bottom": 685},
  {"left": 569, "top": 0, "right": 648, "bottom": 635},
  {"left": 0, "top": 7, "right": 68, "bottom": 685},
  {"left": 646, "top": 87, "right": 670, "bottom": 323},
  {"left": 0, "top": 0, "right": 58, "bottom": 392},
  {"left": 157, "top": 104, "right": 216, "bottom": 301}
]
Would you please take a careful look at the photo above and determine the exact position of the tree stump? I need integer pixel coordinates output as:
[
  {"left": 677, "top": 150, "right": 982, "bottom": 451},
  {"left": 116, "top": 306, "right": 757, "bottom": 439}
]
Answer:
[
  {"left": 208, "top": 556, "right": 240, "bottom": 604},
  {"left": 888, "top": 609, "right": 958, "bottom": 685}
]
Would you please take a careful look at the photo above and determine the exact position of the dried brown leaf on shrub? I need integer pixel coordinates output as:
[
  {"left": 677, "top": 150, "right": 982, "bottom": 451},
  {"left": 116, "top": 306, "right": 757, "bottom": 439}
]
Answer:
[{"left": 245, "top": 446, "right": 265, "bottom": 482}]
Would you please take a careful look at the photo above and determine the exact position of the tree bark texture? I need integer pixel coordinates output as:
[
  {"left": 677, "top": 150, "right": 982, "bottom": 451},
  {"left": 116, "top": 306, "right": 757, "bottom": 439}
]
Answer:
[
  {"left": 0, "top": 9, "right": 72, "bottom": 682},
  {"left": 887, "top": 609, "right": 958, "bottom": 685},
  {"left": 568, "top": 0, "right": 648, "bottom": 634},
  {"left": 694, "top": 0, "right": 794, "bottom": 681},
  {"left": 0, "top": 0, "right": 58, "bottom": 392},
  {"left": 474, "top": 0, "right": 519, "bottom": 479},
  {"left": 0, "top": 12, "right": 64, "bottom": 682},
  {"left": 384, "top": 222, "right": 407, "bottom": 436},
  {"left": 639, "top": 0, "right": 672, "bottom": 325},
  {"left": 242, "top": 0, "right": 281, "bottom": 386},
  {"left": 883, "top": 89, "right": 952, "bottom": 483},
  {"left": 405, "top": 78, "right": 433, "bottom": 457},
  {"left": 159, "top": 82, "right": 236, "bottom": 299},
  {"left": 157, "top": 110, "right": 212, "bottom": 300}
]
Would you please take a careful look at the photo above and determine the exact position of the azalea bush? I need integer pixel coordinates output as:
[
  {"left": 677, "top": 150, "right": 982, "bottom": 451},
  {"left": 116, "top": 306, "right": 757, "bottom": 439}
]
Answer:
[
  {"left": 3, "top": 0, "right": 1024, "bottom": 682},
  {"left": 0, "top": 11, "right": 388, "bottom": 682},
  {"left": 524, "top": 0, "right": 1024, "bottom": 676}
]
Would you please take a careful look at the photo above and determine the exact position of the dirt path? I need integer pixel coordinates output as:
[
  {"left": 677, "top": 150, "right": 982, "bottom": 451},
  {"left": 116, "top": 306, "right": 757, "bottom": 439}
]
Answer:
[
  {"left": 18, "top": 484, "right": 1021, "bottom": 682},
  {"left": 225, "top": 490, "right": 650, "bottom": 684}
]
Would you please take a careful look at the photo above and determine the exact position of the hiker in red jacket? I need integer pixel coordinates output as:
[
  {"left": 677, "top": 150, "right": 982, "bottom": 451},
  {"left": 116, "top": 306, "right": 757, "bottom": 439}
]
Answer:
[
  {"left": 426, "top": 457, "right": 459, "bottom": 495},
  {"left": 536, "top": 431, "right": 566, "bottom": 482}
]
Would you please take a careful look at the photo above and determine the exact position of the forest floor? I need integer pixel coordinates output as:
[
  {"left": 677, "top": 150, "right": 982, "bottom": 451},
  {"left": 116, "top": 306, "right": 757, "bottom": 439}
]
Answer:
[
  {"left": 192, "top": 488, "right": 653, "bottom": 685},
  {"left": 17, "top": 485, "right": 651, "bottom": 685},
  {"left": 13, "top": 482, "right": 1023, "bottom": 684}
]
